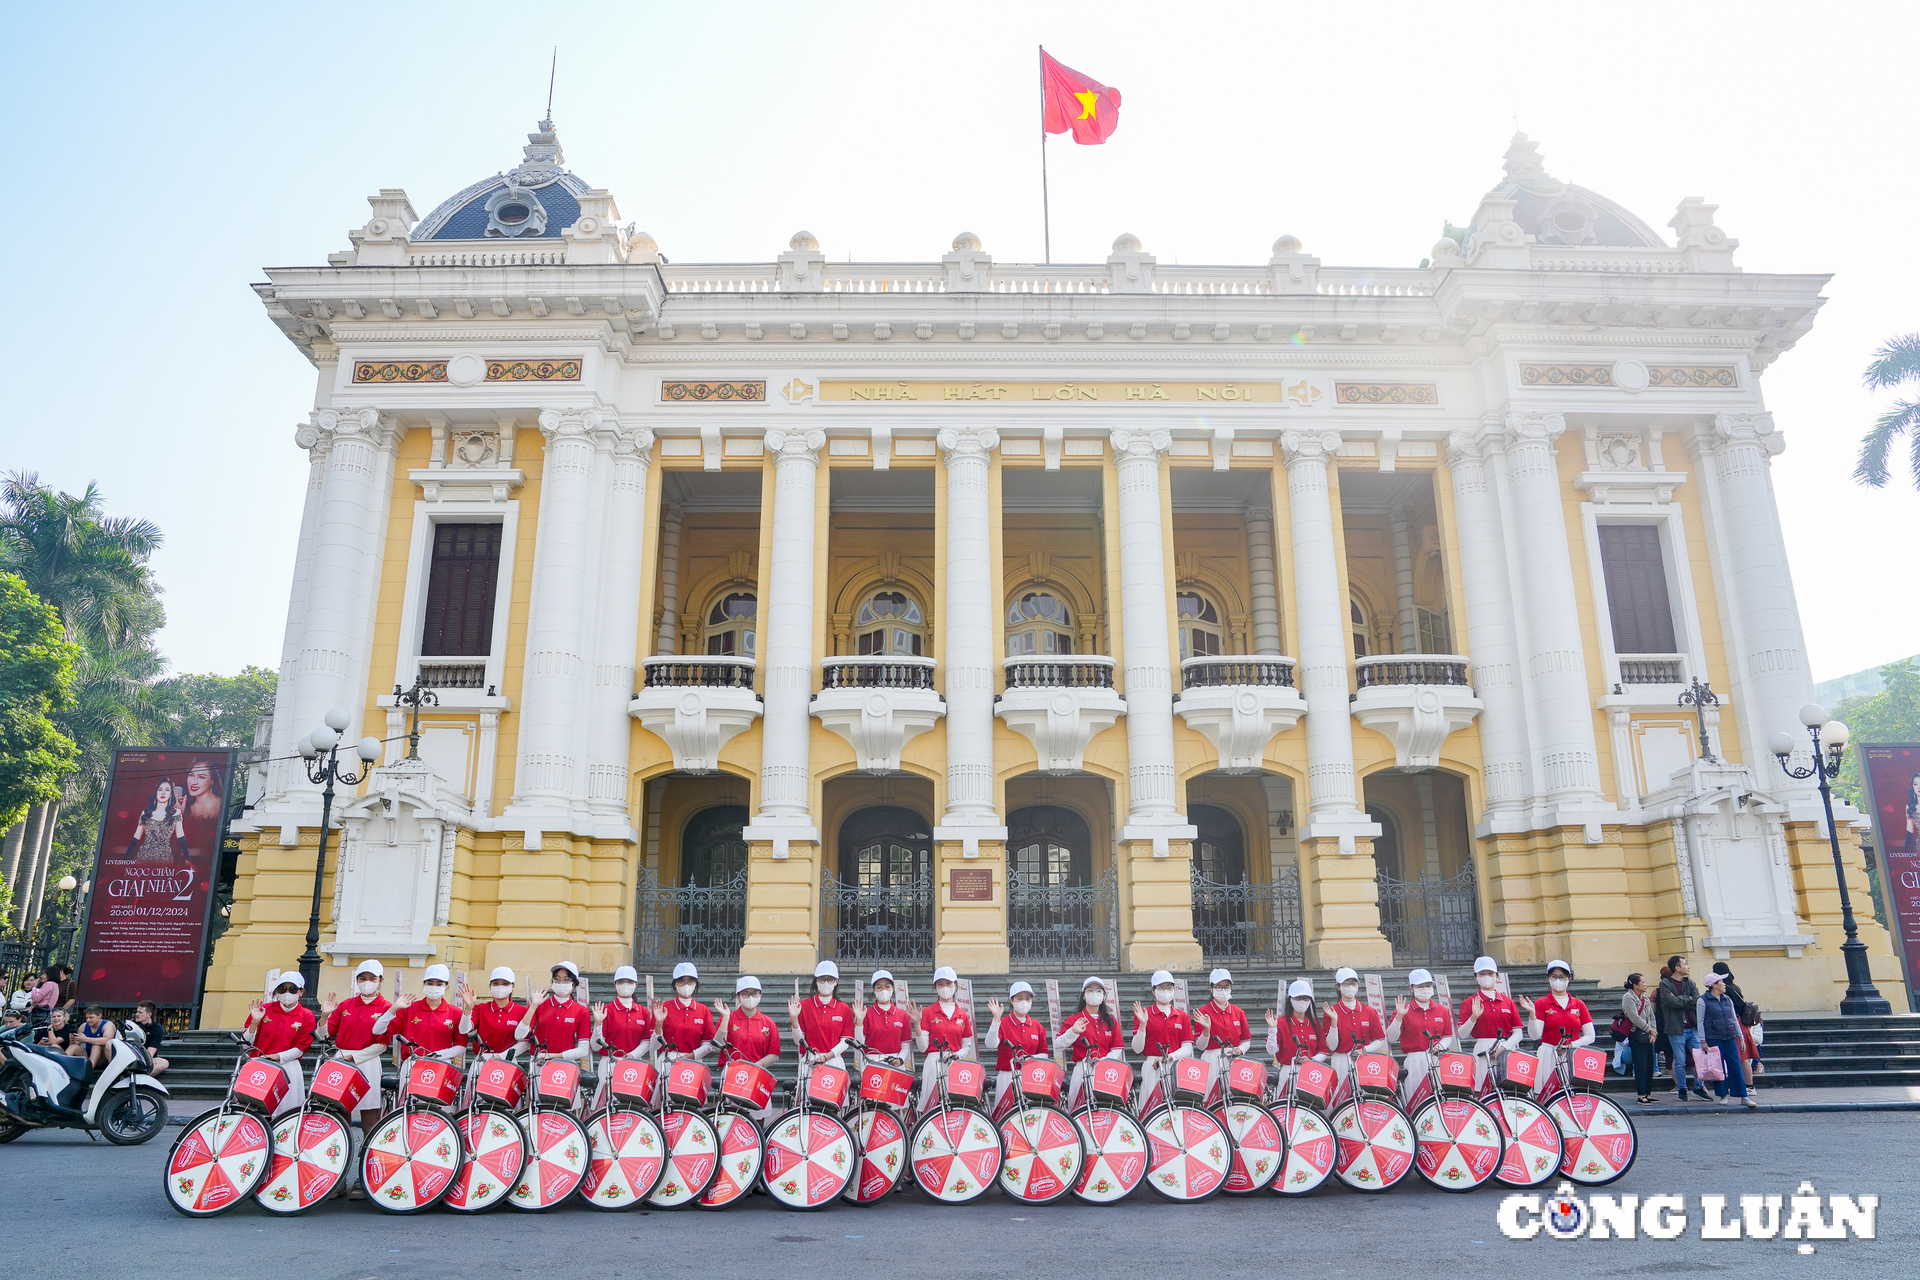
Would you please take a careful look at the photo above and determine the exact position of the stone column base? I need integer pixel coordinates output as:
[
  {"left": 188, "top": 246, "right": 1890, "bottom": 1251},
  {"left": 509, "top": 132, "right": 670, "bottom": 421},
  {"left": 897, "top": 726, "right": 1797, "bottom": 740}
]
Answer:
[
  {"left": 935, "top": 839, "right": 1010, "bottom": 972},
  {"left": 739, "top": 838, "right": 822, "bottom": 976},
  {"left": 1122, "top": 838, "right": 1203, "bottom": 971},
  {"left": 1301, "top": 836, "right": 1392, "bottom": 969}
]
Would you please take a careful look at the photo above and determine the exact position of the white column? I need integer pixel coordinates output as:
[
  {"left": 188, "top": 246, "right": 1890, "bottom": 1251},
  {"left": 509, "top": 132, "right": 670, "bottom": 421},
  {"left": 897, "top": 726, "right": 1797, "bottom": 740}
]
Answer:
[
  {"left": 587, "top": 424, "right": 654, "bottom": 828},
  {"left": 1445, "top": 433, "right": 1532, "bottom": 824},
  {"left": 262, "top": 423, "right": 332, "bottom": 815},
  {"left": 936, "top": 427, "right": 1004, "bottom": 847},
  {"left": 653, "top": 502, "right": 684, "bottom": 655},
  {"left": 1110, "top": 429, "right": 1191, "bottom": 850},
  {"left": 743, "top": 429, "right": 825, "bottom": 853},
  {"left": 1281, "top": 429, "right": 1374, "bottom": 850},
  {"left": 1499, "top": 411, "right": 1606, "bottom": 814},
  {"left": 504, "top": 408, "right": 604, "bottom": 845},
  {"left": 1391, "top": 511, "right": 1418, "bottom": 654},
  {"left": 1244, "top": 504, "right": 1283, "bottom": 655},
  {"left": 1693, "top": 412, "right": 1819, "bottom": 809}
]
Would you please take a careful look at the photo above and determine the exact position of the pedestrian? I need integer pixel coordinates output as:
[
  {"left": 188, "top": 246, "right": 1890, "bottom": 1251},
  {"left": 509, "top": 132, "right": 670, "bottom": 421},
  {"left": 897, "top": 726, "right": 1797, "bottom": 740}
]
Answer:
[
  {"left": 1191, "top": 968, "right": 1252, "bottom": 1105},
  {"left": 1712, "top": 961, "right": 1763, "bottom": 1081},
  {"left": 1520, "top": 960, "right": 1595, "bottom": 1099},
  {"left": 42, "top": 1007, "right": 75, "bottom": 1054},
  {"left": 1386, "top": 967, "right": 1456, "bottom": 1108},
  {"left": 322, "top": 960, "right": 394, "bottom": 1152},
  {"left": 1697, "top": 970, "right": 1757, "bottom": 1108},
  {"left": 1658, "top": 956, "right": 1706, "bottom": 1101},
  {"left": 1130, "top": 969, "right": 1195, "bottom": 1114},
  {"left": 787, "top": 960, "right": 851, "bottom": 1103},
  {"left": 1457, "top": 956, "right": 1524, "bottom": 1092},
  {"left": 1265, "top": 978, "right": 1331, "bottom": 1094},
  {"left": 26, "top": 967, "right": 59, "bottom": 1030},
  {"left": 852, "top": 969, "right": 912, "bottom": 1071},
  {"left": 983, "top": 981, "right": 1050, "bottom": 1117},
  {"left": 715, "top": 975, "right": 781, "bottom": 1124},
  {"left": 1321, "top": 966, "right": 1389, "bottom": 1109},
  {"left": 1057, "top": 976, "right": 1124, "bottom": 1111},
  {"left": 129, "top": 1001, "right": 168, "bottom": 1075},
  {"left": 70, "top": 1004, "right": 118, "bottom": 1069},
  {"left": 459, "top": 966, "right": 528, "bottom": 1059},
  {"left": 914, "top": 966, "right": 975, "bottom": 1112},
  {"left": 1620, "top": 974, "right": 1658, "bottom": 1104},
  {"left": 245, "top": 972, "right": 316, "bottom": 1115}
]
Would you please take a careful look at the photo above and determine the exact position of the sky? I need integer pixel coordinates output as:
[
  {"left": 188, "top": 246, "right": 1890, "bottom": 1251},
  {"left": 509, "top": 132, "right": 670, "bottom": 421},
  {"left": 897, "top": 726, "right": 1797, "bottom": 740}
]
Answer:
[{"left": 3, "top": 1, "right": 1917, "bottom": 687}]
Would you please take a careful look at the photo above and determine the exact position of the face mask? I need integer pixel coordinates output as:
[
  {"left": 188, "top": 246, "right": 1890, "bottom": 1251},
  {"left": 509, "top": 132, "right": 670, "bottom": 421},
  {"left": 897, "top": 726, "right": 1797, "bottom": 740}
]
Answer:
[
  {"left": 551, "top": 982, "right": 574, "bottom": 999},
  {"left": 1291, "top": 999, "right": 1310, "bottom": 1014},
  {"left": 422, "top": 983, "right": 446, "bottom": 1000},
  {"left": 675, "top": 982, "right": 697, "bottom": 999},
  {"left": 1154, "top": 987, "right": 1174, "bottom": 1006},
  {"left": 1213, "top": 988, "right": 1232, "bottom": 1003},
  {"left": 356, "top": 981, "right": 379, "bottom": 996},
  {"left": 490, "top": 984, "right": 513, "bottom": 999},
  {"left": 1085, "top": 990, "right": 1105, "bottom": 1008},
  {"left": 277, "top": 992, "right": 300, "bottom": 1009},
  {"left": 1413, "top": 985, "right": 1435, "bottom": 1002},
  {"left": 1339, "top": 983, "right": 1359, "bottom": 999},
  {"left": 875, "top": 987, "right": 893, "bottom": 1004},
  {"left": 815, "top": 981, "right": 836, "bottom": 997},
  {"left": 614, "top": 982, "right": 637, "bottom": 998},
  {"left": 1550, "top": 977, "right": 1569, "bottom": 992},
  {"left": 935, "top": 984, "right": 955, "bottom": 1002},
  {"left": 1477, "top": 974, "right": 1497, "bottom": 989},
  {"left": 1012, "top": 999, "right": 1032, "bottom": 1015},
  {"left": 739, "top": 995, "right": 760, "bottom": 1010}
]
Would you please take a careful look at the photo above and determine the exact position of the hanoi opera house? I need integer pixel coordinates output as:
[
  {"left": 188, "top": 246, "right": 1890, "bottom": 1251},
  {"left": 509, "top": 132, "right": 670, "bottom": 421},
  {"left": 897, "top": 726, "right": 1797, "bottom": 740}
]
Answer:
[{"left": 203, "top": 120, "right": 1904, "bottom": 1023}]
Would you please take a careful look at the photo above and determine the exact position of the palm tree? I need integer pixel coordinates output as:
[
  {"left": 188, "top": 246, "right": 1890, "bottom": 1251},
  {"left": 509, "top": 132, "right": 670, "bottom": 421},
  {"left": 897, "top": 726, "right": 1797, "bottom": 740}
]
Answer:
[
  {"left": 0, "top": 471, "right": 164, "bottom": 650},
  {"left": 1856, "top": 334, "right": 1920, "bottom": 489}
]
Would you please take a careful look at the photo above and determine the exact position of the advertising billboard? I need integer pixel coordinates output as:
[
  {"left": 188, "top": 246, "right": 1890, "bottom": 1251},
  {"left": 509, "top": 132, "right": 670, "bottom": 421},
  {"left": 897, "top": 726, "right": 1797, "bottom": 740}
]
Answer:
[
  {"left": 76, "top": 747, "right": 238, "bottom": 1008},
  {"left": 1859, "top": 743, "right": 1920, "bottom": 1010}
]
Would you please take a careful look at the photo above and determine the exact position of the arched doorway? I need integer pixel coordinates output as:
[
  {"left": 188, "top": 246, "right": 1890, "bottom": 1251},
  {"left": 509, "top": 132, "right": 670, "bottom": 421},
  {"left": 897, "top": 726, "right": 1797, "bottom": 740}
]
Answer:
[
  {"left": 682, "top": 804, "right": 748, "bottom": 886},
  {"left": 1006, "top": 805, "right": 1117, "bottom": 968},
  {"left": 635, "top": 802, "right": 747, "bottom": 965},
  {"left": 1189, "top": 803, "right": 1252, "bottom": 958},
  {"left": 1367, "top": 776, "right": 1481, "bottom": 967},
  {"left": 823, "top": 804, "right": 934, "bottom": 964}
]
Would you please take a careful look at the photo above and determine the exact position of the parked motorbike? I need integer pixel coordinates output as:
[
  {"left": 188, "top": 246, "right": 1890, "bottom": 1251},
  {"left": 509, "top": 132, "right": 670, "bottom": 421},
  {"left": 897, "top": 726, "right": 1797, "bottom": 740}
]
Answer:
[{"left": 0, "top": 1018, "right": 170, "bottom": 1144}]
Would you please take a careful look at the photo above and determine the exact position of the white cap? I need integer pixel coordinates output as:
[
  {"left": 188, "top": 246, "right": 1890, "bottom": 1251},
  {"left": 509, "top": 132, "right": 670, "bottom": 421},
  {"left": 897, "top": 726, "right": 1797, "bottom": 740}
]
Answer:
[
  {"left": 489, "top": 966, "right": 516, "bottom": 985},
  {"left": 735, "top": 975, "right": 762, "bottom": 994},
  {"left": 1701, "top": 970, "right": 1727, "bottom": 986},
  {"left": 1408, "top": 968, "right": 1434, "bottom": 986},
  {"left": 1209, "top": 968, "right": 1233, "bottom": 986},
  {"left": 1473, "top": 956, "right": 1499, "bottom": 974},
  {"left": 1334, "top": 967, "right": 1359, "bottom": 985},
  {"left": 1150, "top": 970, "right": 1175, "bottom": 987},
  {"left": 1009, "top": 981, "right": 1035, "bottom": 999},
  {"left": 932, "top": 966, "right": 957, "bottom": 984},
  {"left": 422, "top": 964, "right": 451, "bottom": 983},
  {"left": 870, "top": 969, "right": 895, "bottom": 985},
  {"left": 1082, "top": 975, "right": 1106, "bottom": 992},
  {"left": 355, "top": 959, "right": 384, "bottom": 979},
  {"left": 814, "top": 960, "right": 840, "bottom": 981},
  {"left": 1288, "top": 979, "right": 1313, "bottom": 999},
  {"left": 274, "top": 971, "right": 306, "bottom": 991},
  {"left": 672, "top": 962, "right": 699, "bottom": 982},
  {"left": 612, "top": 966, "right": 638, "bottom": 984},
  {"left": 551, "top": 960, "right": 580, "bottom": 980},
  {"left": 1545, "top": 959, "right": 1572, "bottom": 976}
]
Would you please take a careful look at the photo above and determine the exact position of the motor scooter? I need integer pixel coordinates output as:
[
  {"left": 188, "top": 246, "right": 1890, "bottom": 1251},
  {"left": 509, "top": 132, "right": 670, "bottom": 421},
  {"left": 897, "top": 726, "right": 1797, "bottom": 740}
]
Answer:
[{"left": 0, "top": 1018, "right": 169, "bottom": 1144}]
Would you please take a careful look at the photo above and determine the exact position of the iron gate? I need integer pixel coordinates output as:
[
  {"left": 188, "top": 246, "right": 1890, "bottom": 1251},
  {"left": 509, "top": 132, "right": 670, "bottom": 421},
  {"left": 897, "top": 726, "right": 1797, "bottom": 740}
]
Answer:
[
  {"left": 1189, "top": 865, "right": 1305, "bottom": 965},
  {"left": 819, "top": 868, "right": 936, "bottom": 965},
  {"left": 1375, "top": 865, "right": 1481, "bottom": 968},
  {"left": 1008, "top": 866, "right": 1120, "bottom": 969},
  {"left": 633, "top": 865, "right": 748, "bottom": 965}
]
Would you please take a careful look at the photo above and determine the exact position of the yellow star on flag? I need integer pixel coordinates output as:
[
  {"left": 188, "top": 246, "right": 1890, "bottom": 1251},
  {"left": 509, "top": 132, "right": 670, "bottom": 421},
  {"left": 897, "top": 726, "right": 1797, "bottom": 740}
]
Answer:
[{"left": 1074, "top": 90, "right": 1100, "bottom": 120}]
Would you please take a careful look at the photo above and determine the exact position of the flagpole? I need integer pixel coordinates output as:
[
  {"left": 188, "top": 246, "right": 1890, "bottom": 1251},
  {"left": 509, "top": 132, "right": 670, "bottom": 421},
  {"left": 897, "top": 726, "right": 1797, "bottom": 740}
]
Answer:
[{"left": 1039, "top": 44, "right": 1051, "bottom": 265}]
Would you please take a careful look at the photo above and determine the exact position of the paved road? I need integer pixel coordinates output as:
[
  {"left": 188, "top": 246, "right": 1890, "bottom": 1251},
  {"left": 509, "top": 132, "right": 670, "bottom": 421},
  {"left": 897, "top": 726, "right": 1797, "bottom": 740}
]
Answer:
[{"left": 9, "top": 1112, "right": 1912, "bottom": 1277}]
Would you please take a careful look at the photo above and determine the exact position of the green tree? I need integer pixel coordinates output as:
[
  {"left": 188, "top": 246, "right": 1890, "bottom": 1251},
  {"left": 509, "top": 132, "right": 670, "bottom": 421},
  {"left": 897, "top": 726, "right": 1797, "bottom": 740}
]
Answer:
[
  {"left": 0, "top": 471, "right": 164, "bottom": 651},
  {"left": 149, "top": 666, "right": 276, "bottom": 752},
  {"left": 1833, "top": 659, "right": 1920, "bottom": 807},
  {"left": 1855, "top": 335, "right": 1920, "bottom": 489},
  {"left": 0, "top": 573, "right": 79, "bottom": 832}
]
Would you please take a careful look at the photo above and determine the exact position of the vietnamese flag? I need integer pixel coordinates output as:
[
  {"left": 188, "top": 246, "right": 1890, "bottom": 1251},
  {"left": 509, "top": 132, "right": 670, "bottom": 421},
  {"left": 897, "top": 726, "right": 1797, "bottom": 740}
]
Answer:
[{"left": 1040, "top": 49, "right": 1121, "bottom": 144}]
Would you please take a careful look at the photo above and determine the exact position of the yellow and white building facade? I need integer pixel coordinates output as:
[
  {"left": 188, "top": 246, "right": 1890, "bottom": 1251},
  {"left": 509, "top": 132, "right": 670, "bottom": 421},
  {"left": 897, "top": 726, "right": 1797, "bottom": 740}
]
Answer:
[{"left": 204, "top": 123, "right": 1904, "bottom": 1022}]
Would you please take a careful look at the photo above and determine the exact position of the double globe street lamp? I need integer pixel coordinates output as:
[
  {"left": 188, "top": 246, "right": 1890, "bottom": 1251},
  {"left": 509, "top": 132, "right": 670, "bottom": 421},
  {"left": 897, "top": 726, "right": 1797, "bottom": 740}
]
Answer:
[
  {"left": 1770, "top": 703, "right": 1891, "bottom": 1016},
  {"left": 293, "top": 708, "right": 382, "bottom": 1007}
]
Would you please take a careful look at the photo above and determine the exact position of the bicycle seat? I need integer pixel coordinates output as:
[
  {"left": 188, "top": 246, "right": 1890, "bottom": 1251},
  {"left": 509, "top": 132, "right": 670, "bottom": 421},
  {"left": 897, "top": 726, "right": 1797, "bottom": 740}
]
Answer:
[{"left": 380, "top": 1073, "right": 399, "bottom": 1092}]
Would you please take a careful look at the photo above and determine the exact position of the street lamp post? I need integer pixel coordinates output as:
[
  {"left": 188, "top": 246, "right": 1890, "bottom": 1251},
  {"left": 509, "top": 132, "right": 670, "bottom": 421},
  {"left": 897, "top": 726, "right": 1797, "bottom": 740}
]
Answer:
[
  {"left": 1771, "top": 703, "right": 1892, "bottom": 1016},
  {"left": 294, "top": 708, "right": 382, "bottom": 1010},
  {"left": 55, "top": 874, "right": 85, "bottom": 968}
]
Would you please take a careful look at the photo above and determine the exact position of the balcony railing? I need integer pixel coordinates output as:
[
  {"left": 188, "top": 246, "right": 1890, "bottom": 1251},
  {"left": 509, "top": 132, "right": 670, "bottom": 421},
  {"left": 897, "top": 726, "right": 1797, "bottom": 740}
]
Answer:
[
  {"left": 1180, "top": 655, "right": 1297, "bottom": 690},
  {"left": 642, "top": 655, "right": 757, "bottom": 689},
  {"left": 1003, "top": 655, "right": 1116, "bottom": 690},
  {"left": 821, "top": 656, "right": 937, "bottom": 690},
  {"left": 1618, "top": 655, "right": 1685, "bottom": 685},
  {"left": 1354, "top": 654, "right": 1473, "bottom": 689},
  {"left": 417, "top": 659, "right": 487, "bottom": 690}
]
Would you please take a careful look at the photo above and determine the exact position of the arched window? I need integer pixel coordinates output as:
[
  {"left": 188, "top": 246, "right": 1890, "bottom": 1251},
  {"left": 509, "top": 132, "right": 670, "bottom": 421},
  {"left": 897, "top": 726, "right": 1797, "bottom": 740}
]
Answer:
[
  {"left": 1177, "top": 591, "right": 1224, "bottom": 659},
  {"left": 1351, "top": 600, "right": 1369, "bottom": 659},
  {"left": 705, "top": 592, "right": 757, "bottom": 657},
  {"left": 1190, "top": 804, "right": 1246, "bottom": 883},
  {"left": 838, "top": 805, "right": 932, "bottom": 888},
  {"left": 1006, "top": 591, "right": 1074, "bottom": 656},
  {"left": 681, "top": 804, "right": 748, "bottom": 886},
  {"left": 855, "top": 589, "right": 924, "bottom": 656},
  {"left": 1367, "top": 803, "right": 1402, "bottom": 880},
  {"left": 1007, "top": 805, "right": 1091, "bottom": 888}
]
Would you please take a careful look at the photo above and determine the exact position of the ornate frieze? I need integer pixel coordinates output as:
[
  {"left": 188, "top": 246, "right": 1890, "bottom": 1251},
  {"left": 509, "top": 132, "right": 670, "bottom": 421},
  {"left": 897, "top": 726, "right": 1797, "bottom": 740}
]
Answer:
[
  {"left": 662, "top": 380, "right": 765, "bottom": 402},
  {"left": 351, "top": 358, "right": 581, "bottom": 383},
  {"left": 1334, "top": 382, "right": 1438, "bottom": 405}
]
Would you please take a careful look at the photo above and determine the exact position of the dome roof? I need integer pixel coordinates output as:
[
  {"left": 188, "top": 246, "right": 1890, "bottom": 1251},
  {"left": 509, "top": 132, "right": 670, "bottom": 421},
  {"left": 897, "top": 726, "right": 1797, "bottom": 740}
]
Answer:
[
  {"left": 413, "top": 118, "right": 592, "bottom": 241},
  {"left": 1481, "top": 134, "right": 1665, "bottom": 249}
]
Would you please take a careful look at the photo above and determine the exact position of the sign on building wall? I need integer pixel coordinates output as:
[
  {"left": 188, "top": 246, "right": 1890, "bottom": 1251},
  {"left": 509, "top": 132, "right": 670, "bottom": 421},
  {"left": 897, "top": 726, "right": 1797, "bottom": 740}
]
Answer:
[
  {"left": 75, "top": 748, "right": 237, "bottom": 1008},
  {"left": 1859, "top": 745, "right": 1920, "bottom": 1010}
]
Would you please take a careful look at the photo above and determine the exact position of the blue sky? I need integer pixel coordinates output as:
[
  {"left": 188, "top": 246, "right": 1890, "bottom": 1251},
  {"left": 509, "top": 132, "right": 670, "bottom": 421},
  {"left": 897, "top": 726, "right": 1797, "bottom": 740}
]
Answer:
[{"left": 3, "top": 1, "right": 1916, "bottom": 682}]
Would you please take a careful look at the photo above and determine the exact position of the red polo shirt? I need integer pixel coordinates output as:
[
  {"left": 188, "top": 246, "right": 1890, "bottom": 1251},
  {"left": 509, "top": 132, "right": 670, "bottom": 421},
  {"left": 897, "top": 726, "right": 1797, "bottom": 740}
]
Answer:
[
  {"left": 919, "top": 1004, "right": 973, "bottom": 1053},
  {"left": 599, "top": 1000, "right": 655, "bottom": 1055},
  {"left": 1458, "top": 990, "right": 1523, "bottom": 1041},
  {"left": 722, "top": 1010, "right": 780, "bottom": 1065},
  {"left": 250, "top": 1003, "right": 316, "bottom": 1059},
  {"left": 1060, "top": 1010, "right": 1124, "bottom": 1062},
  {"left": 860, "top": 1004, "right": 914, "bottom": 1056},
  {"left": 1276, "top": 1014, "right": 1324, "bottom": 1063},
  {"left": 394, "top": 999, "right": 462, "bottom": 1057},
  {"left": 468, "top": 999, "right": 527, "bottom": 1053},
  {"left": 1194, "top": 1000, "right": 1251, "bottom": 1050},
  {"left": 1396, "top": 999, "right": 1454, "bottom": 1054},
  {"left": 1325, "top": 1000, "right": 1386, "bottom": 1052},
  {"left": 659, "top": 999, "right": 716, "bottom": 1054},
  {"left": 992, "top": 1014, "right": 1050, "bottom": 1071},
  {"left": 528, "top": 995, "right": 592, "bottom": 1054},
  {"left": 1134, "top": 1005, "right": 1194, "bottom": 1057},
  {"left": 326, "top": 994, "right": 391, "bottom": 1052},
  {"left": 796, "top": 996, "right": 854, "bottom": 1054},
  {"left": 1533, "top": 995, "right": 1592, "bottom": 1046}
]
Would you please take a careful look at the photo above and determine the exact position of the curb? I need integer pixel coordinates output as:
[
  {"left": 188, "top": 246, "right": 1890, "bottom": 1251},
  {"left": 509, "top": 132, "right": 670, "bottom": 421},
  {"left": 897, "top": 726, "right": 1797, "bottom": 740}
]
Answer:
[{"left": 1635, "top": 1100, "right": 1920, "bottom": 1115}]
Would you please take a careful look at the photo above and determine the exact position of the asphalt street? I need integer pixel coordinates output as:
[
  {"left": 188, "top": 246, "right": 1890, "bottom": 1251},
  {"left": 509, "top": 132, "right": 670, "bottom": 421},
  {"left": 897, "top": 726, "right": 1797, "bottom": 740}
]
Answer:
[{"left": 10, "top": 1111, "right": 1913, "bottom": 1278}]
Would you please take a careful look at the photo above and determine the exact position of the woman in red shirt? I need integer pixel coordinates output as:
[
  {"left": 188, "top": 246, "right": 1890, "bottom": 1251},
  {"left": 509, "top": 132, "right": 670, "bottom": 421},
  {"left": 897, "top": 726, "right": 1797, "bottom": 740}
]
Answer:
[
  {"left": 1458, "top": 956, "right": 1525, "bottom": 1090},
  {"left": 854, "top": 969, "right": 913, "bottom": 1070},
  {"left": 1523, "top": 959, "right": 1594, "bottom": 1097},
  {"left": 243, "top": 970, "right": 315, "bottom": 1115},
  {"left": 460, "top": 966, "right": 528, "bottom": 1059},
  {"left": 1192, "top": 967, "right": 1252, "bottom": 1106},
  {"left": 983, "top": 981, "right": 1051, "bottom": 1117},
  {"left": 1057, "top": 977, "right": 1123, "bottom": 1110},
  {"left": 716, "top": 975, "right": 782, "bottom": 1121},
  {"left": 1384, "top": 967, "right": 1456, "bottom": 1108},
  {"left": 591, "top": 964, "right": 656, "bottom": 1100},
  {"left": 1264, "top": 978, "right": 1328, "bottom": 1096},
  {"left": 914, "top": 966, "right": 975, "bottom": 1112},
  {"left": 1130, "top": 969, "right": 1194, "bottom": 1114},
  {"left": 321, "top": 959, "right": 393, "bottom": 1138}
]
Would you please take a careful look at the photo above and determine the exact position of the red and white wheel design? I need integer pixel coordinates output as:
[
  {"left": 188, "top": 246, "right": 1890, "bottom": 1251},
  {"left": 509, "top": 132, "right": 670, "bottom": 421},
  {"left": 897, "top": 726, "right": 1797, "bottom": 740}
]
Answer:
[
  {"left": 699, "top": 1113, "right": 764, "bottom": 1208},
  {"left": 579, "top": 1106, "right": 666, "bottom": 1210},
  {"left": 1140, "top": 1105, "right": 1233, "bottom": 1202},
  {"left": 1214, "top": 1102, "right": 1284, "bottom": 1194},
  {"left": 361, "top": 1110, "right": 463, "bottom": 1213},
  {"left": 1270, "top": 1103, "right": 1336, "bottom": 1195},
  {"left": 647, "top": 1108, "right": 720, "bottom": 1207},
  {"left": 165, "top": 1110, "right": 272, "bottom": 1217},
  {"left": 844, "top": 1107, "right": 907, "bottom": 1205},
  {"left": 256, "top": 1110, "right": 353, "bottom": 1214},
  {"left": 1330, "top": 1098, "right": 1416, "bottom": 1192},
  {"left": 763, "top": 1108, "right": 856, "bottom": 1209},
  {"left": 1547, "top": 1092, "right": 1637, "bottom": 1186},
  {"left": 1489, "top": 1094, "right": 1564, "bottom": 1188},
  {"left": 507, "top": 1108, "right": 590, "bottom": 1211},
  {"left": 909, "top": 1106, "right": 1004, "bottom": 1203},
  {"left": 998, "top": 1105, "right": 1084, "bottom": 1204},
  {"left": 444, "top": 1108, "right": 528, "bottom": 1213},
  {"left": 1411, "top": 1097, "right": 1503, "bottom": 1192},
  {"left": 1071, "top": 1108, "right": 1148, "bottom": 1204}
]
